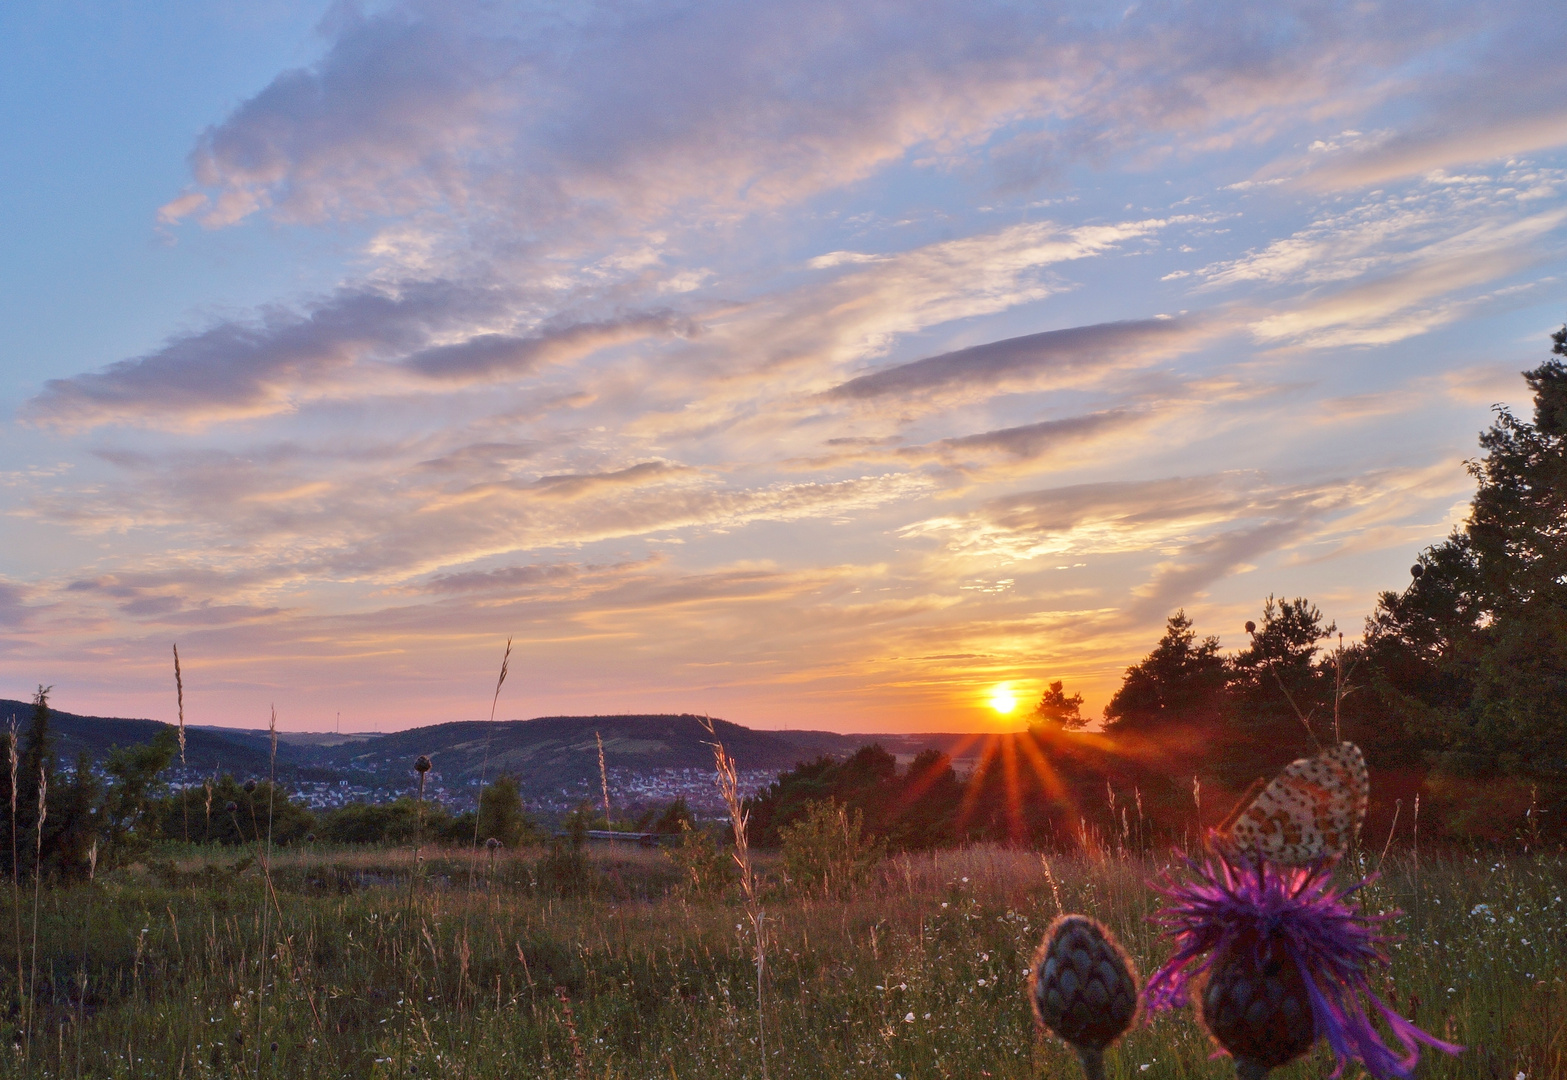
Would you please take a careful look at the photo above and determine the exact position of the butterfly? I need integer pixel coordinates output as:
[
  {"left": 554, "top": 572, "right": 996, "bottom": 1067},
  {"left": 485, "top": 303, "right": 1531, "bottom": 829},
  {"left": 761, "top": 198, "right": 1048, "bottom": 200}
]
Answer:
[{"left": 1211, "top": 741, "right": 1369, "bottom": 867}]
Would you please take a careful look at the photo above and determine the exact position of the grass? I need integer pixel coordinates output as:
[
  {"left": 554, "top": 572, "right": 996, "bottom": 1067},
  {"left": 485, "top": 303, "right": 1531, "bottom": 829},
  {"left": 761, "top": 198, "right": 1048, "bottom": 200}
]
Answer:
[{"left": 0, "top": 842, "right": 1559, "bottom": 1079}]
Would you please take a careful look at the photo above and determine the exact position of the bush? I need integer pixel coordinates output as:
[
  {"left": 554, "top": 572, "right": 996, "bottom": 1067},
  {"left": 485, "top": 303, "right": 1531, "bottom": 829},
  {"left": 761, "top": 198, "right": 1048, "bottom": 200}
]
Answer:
[
  {"left": 537, "top": 808, "right": 590, "bottom": 896},
  {"left": 316, "top": 797, "right": 450, "bottom": 845},
  {"left": 664, "top": 821, "right": 732, "bottom": 897},
  {"left": 476, "top": 776, "right": 534, "bottom": 847},
  {"left": 160, "top": 776, "right": 314, "bottom": 846},
  {"left": 779, "top": 799, "right": 882, "bottom": 898}
]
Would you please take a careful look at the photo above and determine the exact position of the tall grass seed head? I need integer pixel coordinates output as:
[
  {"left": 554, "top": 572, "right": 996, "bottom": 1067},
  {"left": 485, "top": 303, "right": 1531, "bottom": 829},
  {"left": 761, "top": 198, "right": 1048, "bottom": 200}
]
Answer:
[
  {"left": 1029, "top": 914, "right": 1141, "bottom": 1053},
  {"left": 1146, "top": 854, "right": 1461, "bottom": 1079}
]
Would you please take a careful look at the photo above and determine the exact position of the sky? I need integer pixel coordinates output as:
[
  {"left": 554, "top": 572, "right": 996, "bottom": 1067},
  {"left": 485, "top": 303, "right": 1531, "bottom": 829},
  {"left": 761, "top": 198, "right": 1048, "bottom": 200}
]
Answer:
[{"left": 2, "top": 0, "right": 1566, "bottom": 734}]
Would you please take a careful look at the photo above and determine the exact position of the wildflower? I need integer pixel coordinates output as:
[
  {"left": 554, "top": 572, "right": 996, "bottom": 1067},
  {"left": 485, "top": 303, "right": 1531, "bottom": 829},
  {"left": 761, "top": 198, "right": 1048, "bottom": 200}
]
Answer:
[{"left": 1146, "top": 854, "right": 1461, "bottom": 1079}]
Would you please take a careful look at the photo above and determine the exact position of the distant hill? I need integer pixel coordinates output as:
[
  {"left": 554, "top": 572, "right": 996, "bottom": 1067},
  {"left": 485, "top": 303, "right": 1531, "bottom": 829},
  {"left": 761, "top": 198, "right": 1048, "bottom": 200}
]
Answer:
[
  {"left": 0, "top": 699, "right": 340, "bottom": 780},
  {"left": 0, "top": 699, "right": 1001, "bottom": 801},
  {"left": 319, "top": 714, "right": 845, "bottom": 788}
]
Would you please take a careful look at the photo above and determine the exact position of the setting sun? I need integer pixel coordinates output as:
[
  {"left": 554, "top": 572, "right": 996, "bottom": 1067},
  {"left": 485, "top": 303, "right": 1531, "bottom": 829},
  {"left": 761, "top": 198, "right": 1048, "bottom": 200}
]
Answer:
[{"left": 988, "top": 684, "right": 1018, "bottom": 715}]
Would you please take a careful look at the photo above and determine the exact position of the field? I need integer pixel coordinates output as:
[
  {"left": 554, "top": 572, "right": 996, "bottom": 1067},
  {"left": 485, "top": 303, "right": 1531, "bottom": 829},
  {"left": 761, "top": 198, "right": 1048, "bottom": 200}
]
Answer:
[{"left": 0, "top": 841, "right": 1558, "bottom": 1079}]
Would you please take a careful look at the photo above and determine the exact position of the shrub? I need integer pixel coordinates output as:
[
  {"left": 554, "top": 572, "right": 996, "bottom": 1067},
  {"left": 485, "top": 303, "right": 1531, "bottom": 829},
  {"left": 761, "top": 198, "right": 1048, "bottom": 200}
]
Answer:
[
  {"left": 537, "top": 807, "right": 591, "bottom": 896},
  {"left": 779, "top": 798, "right": 882, "bottom": 898},
  {"left": 664, "top": 821, "right": 732, "bottom": 897}
]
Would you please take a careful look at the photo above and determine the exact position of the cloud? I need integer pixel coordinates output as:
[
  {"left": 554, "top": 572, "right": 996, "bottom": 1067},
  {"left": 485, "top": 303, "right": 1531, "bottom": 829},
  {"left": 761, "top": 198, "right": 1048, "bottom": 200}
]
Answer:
[
  {"left": 166, "top": 10, "right": 521, "bottom": 227},
  {"left": 24, "top": 279, "right": 503, "bottom": 429},
  {"left": 422, "top": 557, "right": 654, "bottom": 595},
  {"left": 0, "top": 582, "right": 32, "bottom": 630},
  {"left": 1300, "top": 109, "right": 1567, "bottom": 191},
  {"left": 1176, "top": 179, "right": 1567, "bottom": 347},
  {"left": 405, "top": 314, "right": 698, "bottom": 381},
  {"left": 1130, "top": 520, "right": 1311, "bottom": 618},
  {"left": 416, "top": 441, "right": 544, "bottom": 472},
  {"left": 1281, "top": 20, "right": 1567, "bottom": 191},
  {"left": 828, "top": 317, "right": 1207, "bottom": 400},
  {"left": 912, "top": 474, "right": 1263, "bottom": 558},
  {"left": 1200, "top": 173, "right": 1567, "bottom": 289},
  {"left": 785, "top": 409, "right": 1151, "bottom": 474},
  {"left": 1250, "top": 248, "right": 1541, "bottom": 346},
  {"left": 928, "top": 411, "right": 1141, "bottom": 461},
  {"left": 24, "top": 280, "right": 700, "bottom": 429},
  {"left": 161, "top": 0, "right": 1466, "bottom": 239},
  {"left": 61, "top": 576, "right": 284, "bottom": 626}
]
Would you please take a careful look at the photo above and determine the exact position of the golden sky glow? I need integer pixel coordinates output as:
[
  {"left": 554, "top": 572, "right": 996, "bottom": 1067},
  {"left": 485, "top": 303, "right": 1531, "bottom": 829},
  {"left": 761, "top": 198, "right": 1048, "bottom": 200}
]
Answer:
[{"left": 0, "top": 2, "right": 1563, "bottom": 732}]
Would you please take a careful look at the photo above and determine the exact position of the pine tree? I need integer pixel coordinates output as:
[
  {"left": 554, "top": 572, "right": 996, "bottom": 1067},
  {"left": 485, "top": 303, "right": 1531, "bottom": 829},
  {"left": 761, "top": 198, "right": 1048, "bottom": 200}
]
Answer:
[
  {"left": 1103, "top": 610, "right": 1226, "bottom": 731},
  {"left": 1032, "top": 681, "right": 1086, "bottom": 730},
  {"left": 1364, "top": 323, "right": 1567, "bottom": 789}
]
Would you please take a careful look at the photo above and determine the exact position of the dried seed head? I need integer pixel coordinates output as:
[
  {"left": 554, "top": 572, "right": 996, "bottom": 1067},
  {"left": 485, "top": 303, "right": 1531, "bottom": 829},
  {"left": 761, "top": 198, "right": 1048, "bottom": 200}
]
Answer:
[
  {"left": 1199, "top": 927, "right": 1315, "bottom": 1069},
  {"left": 224, "top": 801, "right": 238, "bottom": 814},
  {"left": 243, "top": 779, "right": 257, "bottom": 794},
  {"left": 1029, "top": 914, "right": 1140, "bottom": 1053},
  {"left": 415, "top": 755, "right": 432, "bottom": 774},
  {"left": 1410, "top": 564, "right": 1424, "bottom": 579},
  {"left": 486, "top": 837, "right": 502, "bottom": 850},
  {"left": 1244, "top": 620, "right": 1257, "bottom": 634}
]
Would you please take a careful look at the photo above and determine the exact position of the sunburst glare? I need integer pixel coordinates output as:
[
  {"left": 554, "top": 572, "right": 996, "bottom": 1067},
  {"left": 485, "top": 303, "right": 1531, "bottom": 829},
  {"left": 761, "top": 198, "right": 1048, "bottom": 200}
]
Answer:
[{"left": 988, "top": 684, "right": 1017, "bottom": 715}]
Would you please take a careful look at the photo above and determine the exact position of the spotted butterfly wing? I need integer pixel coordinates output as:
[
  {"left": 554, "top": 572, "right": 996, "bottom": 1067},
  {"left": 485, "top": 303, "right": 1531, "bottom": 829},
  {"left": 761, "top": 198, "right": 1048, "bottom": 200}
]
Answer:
[{"left": 1213, "top": 742, "right": 1368, "bottom": 866}]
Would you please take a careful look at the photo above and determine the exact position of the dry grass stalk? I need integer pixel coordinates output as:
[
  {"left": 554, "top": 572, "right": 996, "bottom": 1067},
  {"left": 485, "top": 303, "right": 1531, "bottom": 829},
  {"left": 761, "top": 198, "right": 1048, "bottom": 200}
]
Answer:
[
  {"left": 173, "top": 644, "right": 189, "bottom": 842},
  {"left": 470, "top": 638, "right": 512, "bottom": 888},
  {"left": 253, "top": 707, "right": 281, "bottom": 1079},
  {"left": 698, "top": 715, "right": 767, "bottom": 1080},
  {"left": 172, "top": 643, "right": 186, "bottom": 767},
  {"left": 596, "top": 730, "right": 611, "bottom": 827},
  {"left": 554, "top": 986, "right": 588, "bottom": 1080},
  {"left": 7, "top": 719, "right": 19, "bottom": 1027},
  {"left": 27, "top": 765, "right": 45, "bottom": 1052}
]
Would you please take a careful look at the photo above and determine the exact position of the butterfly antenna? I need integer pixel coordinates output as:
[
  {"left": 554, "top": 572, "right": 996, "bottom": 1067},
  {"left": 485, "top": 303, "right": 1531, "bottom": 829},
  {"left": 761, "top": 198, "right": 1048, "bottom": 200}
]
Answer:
[{"left": 1215, "top": 778, "right": 1269, "bottom": 835}]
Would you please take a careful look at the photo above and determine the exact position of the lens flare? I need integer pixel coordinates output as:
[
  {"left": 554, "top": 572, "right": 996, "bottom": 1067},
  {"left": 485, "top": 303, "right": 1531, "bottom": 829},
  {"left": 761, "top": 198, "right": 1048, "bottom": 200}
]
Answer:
[{"left": 989, "top": 684, "right": 1017, "bottom": 714}]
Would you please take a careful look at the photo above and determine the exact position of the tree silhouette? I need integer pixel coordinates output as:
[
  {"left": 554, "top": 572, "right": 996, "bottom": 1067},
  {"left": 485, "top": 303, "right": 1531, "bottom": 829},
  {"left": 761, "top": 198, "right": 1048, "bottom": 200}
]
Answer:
[{"left": 1033, "top": 680, "right": 1086, "bottom": 730}]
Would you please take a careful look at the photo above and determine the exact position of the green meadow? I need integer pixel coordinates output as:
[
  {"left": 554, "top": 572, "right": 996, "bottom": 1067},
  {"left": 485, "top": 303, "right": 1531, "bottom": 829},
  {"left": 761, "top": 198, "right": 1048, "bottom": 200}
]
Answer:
[{"left": 0, "top": 841, "right": 1557, "bottom": 1079}]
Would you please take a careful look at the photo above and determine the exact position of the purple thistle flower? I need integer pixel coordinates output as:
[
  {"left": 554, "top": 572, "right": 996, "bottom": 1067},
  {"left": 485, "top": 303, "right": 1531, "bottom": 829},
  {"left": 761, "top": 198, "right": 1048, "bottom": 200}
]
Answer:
[{"left": 1145, "top": 853, "right": 1462, "bottom": 1079}]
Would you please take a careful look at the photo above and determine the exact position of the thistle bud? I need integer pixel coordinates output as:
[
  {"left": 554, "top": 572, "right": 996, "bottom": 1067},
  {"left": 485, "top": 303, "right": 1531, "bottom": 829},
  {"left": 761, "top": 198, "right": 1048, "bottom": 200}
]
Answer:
[
  {"left": 243, "top": 779, "right": 257, "bottom": 794},
  {"left": 485, "top": 837, "right": 501, "bottom": 850},
  {"left": 224, "top": 801, "right": 238, "bottom": 814},
  {"left": 1029, "top": 915, "right": 1140, "bottom": 1079},
  {"left": 415, "top": 755, "right": 432, "bottom": 774},
  {"left": 1200, "top": 927, "right": 1315, "bottom": 1074}
]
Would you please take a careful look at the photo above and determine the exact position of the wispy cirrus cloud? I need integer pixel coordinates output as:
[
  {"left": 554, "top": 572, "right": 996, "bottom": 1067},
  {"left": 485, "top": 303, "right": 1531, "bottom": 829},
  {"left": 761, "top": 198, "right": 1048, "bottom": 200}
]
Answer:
[
  {"left": 161, "top": 0, "right": 1459, "bottom": 238},
  {"left": 828, "top": 316, "right": 1211, "bottom": 402}
]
